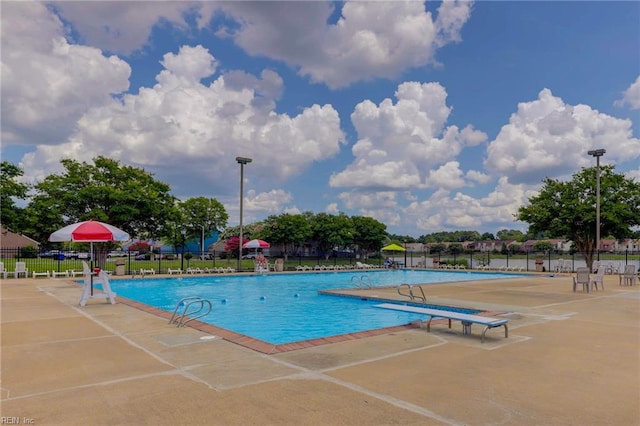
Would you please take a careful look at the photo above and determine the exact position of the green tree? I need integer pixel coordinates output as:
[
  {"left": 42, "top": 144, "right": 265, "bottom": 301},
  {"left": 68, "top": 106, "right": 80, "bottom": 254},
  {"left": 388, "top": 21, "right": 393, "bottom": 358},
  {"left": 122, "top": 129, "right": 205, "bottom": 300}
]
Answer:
[
  {"left": 429, "top": 243, "right": 447, "bottom": 254},
  {"left": 517, "top": 165, "right": 640, "bottom": 270},
  {"left": 261, "top": 213, "right": 312, "bottom": 260},
  {"left": 0, "top": 161, "right": 29, "bottom": 231},
  {"left": 496, "top": 229, "right": 526, "bottom": 242},
  {"left": 534, "top": 240, "right": 554, "bottom": 252},
  {"left": 480, "top": 232, "right": 495, "bottom": 240},
  {"left": 310, "top": 213, "right": 355, "bottom": 260},
  {"left": 179, "top": 197, "right": 229, "bottom": 253},
  {"left": 448, "top": 243, "right": 464, "bottom": 255},
  {"left": 25, "top": 156, "right": 177, "bottom": 243},
  {"left": 351, "top": 216, "right": 387, "bottom": 257}
]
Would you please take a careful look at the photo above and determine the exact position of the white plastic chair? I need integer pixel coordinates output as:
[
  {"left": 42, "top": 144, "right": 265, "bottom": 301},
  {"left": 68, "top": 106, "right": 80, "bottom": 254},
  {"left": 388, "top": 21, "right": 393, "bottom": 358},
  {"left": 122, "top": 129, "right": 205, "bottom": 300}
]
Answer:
[
  {"left": 619, "top": 265, "right": 638, "bottom": 286},
  {"left": 572, "top": 267, "right": 590, "bottom": 293},
  {"left": 590, "top": 267, "right": 605, "bottom": 291},
  {"left": 5, "top": 261, "right": 28, "bottom": 278}
]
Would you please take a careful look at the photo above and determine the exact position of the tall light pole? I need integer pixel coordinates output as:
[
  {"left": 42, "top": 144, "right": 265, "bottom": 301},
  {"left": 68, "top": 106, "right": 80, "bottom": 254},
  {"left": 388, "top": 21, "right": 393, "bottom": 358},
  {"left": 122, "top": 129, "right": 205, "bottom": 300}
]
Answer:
[
  {"left": 588, "top": 149, "right": 606, "bottom": 260},
  {"left": 236, "top": 156, "right": 252, "bottom": 271}
]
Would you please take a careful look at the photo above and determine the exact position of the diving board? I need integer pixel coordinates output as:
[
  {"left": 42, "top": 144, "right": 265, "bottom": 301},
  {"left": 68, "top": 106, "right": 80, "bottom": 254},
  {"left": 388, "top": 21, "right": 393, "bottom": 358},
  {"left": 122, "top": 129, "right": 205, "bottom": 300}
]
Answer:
[{"left": 375, "top": 303, "right": 508, "bottom": 343}]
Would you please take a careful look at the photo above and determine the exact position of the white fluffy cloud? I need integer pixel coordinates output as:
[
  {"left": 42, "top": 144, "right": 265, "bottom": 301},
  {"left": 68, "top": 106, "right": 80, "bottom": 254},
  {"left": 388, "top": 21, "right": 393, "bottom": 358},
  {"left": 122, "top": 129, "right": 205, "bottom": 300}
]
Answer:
[
  {"left": 50, "top": 1, "right": 194, "bottom": 55},
  {"left": 219, "top": 0, "right": 473, "bottom": 88},
  {"left": 615, "top": 76, "right": 640, "bottom": 110},
  {"left": 330, "top": 81, "right": 487, "bottom": 190},
  {"left": 45, "top": 1, "right": 473, "bottom": 89},
  {"left": 19, "top": 42, "right": 345, "bottom": 194},
  {"left": 1, "top": 2, "right": 131, "bottom": 145},
  {"left": 404, "top": 177, "right": 533, "bottom": 232},
  {"left": 485, "top": 89, "right": 640, "bottom": 184}
]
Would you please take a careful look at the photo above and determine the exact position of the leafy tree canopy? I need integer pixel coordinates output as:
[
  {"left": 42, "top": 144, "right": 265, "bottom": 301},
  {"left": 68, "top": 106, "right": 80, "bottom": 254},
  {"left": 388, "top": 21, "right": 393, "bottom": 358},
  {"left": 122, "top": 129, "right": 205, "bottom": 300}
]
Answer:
[
  {"left": 517, "top": 165, "right": 640, "bottom": 269},
  {"left": 24, "top": 156, "right": 177, "bottom": 242},
  {"left": 496, "top": 229, "right": 526, "bottom": 242},
  {"left": 352, "top": 216, "right": 387, "bottom": 254},
  {"left": 418, "top": 230, "right": 481, "bottom": 243},
  {"left": 0, "top": 161, "right": 29, "bottom": 231},
  {"left": 311, "top": 212, "right": 355, "bottom": 259},
  {"left": 178, "top": 196, "right": 229, "bottom": 251},
  {"left": 534, "top": 240, "right": 554, "bottom": 252},
  {"left": 261, "top": 213, "right": 313, "bottom": 259}
]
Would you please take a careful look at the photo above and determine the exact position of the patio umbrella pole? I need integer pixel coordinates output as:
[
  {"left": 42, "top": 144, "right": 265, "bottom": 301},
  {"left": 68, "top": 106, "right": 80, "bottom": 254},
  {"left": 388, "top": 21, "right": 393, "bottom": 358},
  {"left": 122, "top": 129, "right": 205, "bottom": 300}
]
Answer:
[{"left": 90, "top": 242, "right": 94, "bottom": 296}]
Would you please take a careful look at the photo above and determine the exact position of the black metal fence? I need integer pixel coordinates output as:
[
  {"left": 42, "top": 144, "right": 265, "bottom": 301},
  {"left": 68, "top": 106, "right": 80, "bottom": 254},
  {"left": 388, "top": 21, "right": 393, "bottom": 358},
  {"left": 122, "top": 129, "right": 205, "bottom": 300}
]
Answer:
[
  {"left": 411, "top": 250, "right": 640, "bottom": 273},
  {"left": 1, "top": 247, "right": 638, "bottom": 275},
  {"left": 0, "top": 247, "right": 238, "bottom": 275}
]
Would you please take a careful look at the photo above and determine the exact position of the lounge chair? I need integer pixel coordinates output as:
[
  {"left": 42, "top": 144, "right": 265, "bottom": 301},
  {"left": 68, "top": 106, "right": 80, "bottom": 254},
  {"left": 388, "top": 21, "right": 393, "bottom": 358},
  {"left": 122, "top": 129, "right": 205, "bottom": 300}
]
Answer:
[
  {"left": 572, "top": 267, "right": 590, "bottom": 293},
  {"left": 186, "top": 267, "right": 203, "bottom": 274},
  {"left": 590, "top": 266, "right": 605, "bottom": 291},
  {"left": 167, "top": 268, "right": 182, "bottom": 275},
  {"left": 619, "top": 265, "right": 638, "bottom": 286},
  {"left": 32, "top": 270, "right": 50, "bottom": 278},
  {"left": 51, "top": 270, "right": 70, "bottom": 278},
  {"left": 4, "top": 261, "right": 28, "bottom": 278}
]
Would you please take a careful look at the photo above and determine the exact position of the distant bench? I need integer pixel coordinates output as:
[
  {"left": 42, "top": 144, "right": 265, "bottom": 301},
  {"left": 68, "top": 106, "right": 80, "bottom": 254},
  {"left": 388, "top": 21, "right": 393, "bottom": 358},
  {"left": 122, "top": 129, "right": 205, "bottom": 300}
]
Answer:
[{"left": 375, "top": 303, "right": 509, "bottom": 343}]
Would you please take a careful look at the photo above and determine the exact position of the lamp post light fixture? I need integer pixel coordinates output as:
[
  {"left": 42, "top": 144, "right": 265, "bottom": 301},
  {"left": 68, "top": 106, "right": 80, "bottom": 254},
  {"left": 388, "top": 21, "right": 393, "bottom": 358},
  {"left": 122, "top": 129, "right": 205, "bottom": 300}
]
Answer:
[
  {"left": 236, "top": 156, "right": 252, "bottom": 271},
  {"left": 587, "top": 149, "right": 606, "bottom": 260}
]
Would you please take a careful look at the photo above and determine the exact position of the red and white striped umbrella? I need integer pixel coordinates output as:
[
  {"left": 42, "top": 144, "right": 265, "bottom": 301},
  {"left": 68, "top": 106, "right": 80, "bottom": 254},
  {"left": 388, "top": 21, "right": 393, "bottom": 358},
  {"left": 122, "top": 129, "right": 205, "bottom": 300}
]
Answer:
[
  {"left": 242, "top": 239, "right": 270, "bottom": 249},
  {"left": 49, "top": 220, "right": 130, "bottom": 242}
]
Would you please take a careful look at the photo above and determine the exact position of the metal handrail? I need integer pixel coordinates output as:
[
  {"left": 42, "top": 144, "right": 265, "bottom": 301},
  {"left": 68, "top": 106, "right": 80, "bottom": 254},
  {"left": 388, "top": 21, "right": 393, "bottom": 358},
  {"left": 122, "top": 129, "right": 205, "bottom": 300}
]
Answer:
[
  {"left": 169, "top": 296, "right": 212, "bottom": 327},
  {"left": 409, "top": 285, "right": 426, "bottom": 302},
  {"left": 351, "top": 274, "right": 372, "bottom": 289},
  {"left": 396, "top": 283, "right": 427, "bottom": 303},
  {"left": 397, "top": 283, "right": 412, "bottom": 299}
]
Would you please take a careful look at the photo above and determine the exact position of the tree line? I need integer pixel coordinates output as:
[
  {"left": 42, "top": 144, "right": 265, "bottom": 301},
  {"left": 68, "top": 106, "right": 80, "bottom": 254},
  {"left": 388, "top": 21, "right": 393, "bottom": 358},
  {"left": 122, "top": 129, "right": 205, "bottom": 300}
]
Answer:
[{"left": 2, "top": 157, "right": 639, "bottom": 270}]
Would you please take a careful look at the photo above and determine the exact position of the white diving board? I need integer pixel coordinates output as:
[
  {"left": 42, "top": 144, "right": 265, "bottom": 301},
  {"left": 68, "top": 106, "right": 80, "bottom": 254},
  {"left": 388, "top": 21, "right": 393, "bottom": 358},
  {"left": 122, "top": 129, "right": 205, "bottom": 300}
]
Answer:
[{"left": 375, "top": 303, "right": 508, "bottom": 343}]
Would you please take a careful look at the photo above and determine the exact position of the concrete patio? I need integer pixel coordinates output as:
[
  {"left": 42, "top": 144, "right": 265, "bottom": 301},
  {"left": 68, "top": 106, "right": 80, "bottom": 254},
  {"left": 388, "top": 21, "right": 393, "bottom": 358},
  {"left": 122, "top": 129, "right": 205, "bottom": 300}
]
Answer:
[{"left": 1, "top": 272, "right": 639, "bottom": 425}]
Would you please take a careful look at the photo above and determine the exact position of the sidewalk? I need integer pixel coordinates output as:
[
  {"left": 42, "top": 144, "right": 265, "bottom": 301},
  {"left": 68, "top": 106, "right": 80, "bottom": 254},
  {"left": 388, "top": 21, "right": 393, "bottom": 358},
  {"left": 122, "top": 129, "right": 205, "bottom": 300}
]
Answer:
[{"left": 1, "top": 273, "right": 639, "bottom": 425}]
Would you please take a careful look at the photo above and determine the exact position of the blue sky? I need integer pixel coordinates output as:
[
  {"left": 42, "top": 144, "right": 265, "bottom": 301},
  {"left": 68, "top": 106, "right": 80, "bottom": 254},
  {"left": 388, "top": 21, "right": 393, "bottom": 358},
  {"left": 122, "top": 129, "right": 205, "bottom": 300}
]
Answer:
[{"left": 2, "top": 1, "right": 639, "bottom": 237}]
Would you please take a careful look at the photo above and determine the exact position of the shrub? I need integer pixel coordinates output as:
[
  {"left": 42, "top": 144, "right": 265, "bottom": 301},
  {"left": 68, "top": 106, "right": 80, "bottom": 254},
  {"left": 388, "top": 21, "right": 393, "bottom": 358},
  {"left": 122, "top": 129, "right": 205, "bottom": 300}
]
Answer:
[{"left": 20, "top": 245, "right": 38, "bottom": 258}]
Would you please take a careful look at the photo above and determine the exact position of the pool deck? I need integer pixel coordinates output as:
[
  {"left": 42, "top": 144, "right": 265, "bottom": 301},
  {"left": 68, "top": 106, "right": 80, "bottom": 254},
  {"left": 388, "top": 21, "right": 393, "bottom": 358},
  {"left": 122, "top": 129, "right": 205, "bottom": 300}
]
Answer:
[{"left": 2, "top": 271, "right": 639, "bottom": 425}]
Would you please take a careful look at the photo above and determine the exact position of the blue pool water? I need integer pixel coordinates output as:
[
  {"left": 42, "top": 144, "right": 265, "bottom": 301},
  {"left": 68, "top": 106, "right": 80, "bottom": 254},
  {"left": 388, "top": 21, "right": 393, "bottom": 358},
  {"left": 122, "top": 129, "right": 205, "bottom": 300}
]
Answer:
[{"left": 107, "top": 269, "right": 523, "bottom": 345}]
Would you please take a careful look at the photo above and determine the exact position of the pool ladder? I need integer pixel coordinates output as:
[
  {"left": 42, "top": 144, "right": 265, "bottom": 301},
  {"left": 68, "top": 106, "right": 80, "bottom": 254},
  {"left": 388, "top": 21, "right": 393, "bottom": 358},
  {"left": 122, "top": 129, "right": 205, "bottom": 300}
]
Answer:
[
  {"left": 169, "top": 296, "right": 212, "bottom": 328},
  {"left": 351, "top": 275, "right": 373, "bottom": 289},
  {"left": 397, "top": 283, "right": 426, "bottom": 303}
]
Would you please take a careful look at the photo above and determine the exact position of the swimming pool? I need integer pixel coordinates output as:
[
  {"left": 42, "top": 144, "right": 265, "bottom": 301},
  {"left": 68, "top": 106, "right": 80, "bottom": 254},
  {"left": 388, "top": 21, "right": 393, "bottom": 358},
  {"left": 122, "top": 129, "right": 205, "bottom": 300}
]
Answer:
[{"left": 108, "top": 269, "right": 524, "bottom": 345}]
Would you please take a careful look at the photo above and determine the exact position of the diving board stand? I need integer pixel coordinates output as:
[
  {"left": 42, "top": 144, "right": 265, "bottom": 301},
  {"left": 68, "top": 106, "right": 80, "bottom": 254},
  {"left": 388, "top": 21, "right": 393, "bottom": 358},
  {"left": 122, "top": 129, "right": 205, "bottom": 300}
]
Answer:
[{"left": 375, "top": 303, "right": 508, "bottom": 343}]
